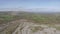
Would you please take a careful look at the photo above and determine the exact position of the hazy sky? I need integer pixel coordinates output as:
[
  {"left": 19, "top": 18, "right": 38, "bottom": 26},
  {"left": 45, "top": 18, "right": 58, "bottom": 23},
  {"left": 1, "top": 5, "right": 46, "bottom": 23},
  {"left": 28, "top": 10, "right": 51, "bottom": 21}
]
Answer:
[{"left": 0, "top": 0, "right": 60, "bottom": 11}]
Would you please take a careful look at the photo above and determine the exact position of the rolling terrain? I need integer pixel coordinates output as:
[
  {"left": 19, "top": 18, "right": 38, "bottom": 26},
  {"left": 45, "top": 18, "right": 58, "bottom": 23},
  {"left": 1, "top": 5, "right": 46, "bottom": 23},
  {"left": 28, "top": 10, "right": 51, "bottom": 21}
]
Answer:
[{"left": 0, "top": 11, "right": 60, "bottom": 34}]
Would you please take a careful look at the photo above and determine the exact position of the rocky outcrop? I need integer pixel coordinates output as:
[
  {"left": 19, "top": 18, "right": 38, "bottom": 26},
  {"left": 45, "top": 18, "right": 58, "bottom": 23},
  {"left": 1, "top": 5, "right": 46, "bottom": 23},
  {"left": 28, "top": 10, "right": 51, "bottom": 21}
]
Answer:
[{"left": 12, "top": 19, "right": 60, "bottom": 34}]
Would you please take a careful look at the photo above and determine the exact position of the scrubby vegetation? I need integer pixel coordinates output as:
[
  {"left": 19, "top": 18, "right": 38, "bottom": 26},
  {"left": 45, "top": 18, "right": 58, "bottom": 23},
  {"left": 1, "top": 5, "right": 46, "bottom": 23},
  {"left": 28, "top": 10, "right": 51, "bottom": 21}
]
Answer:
[
  {"left": 0, "top": 11, "right": 60, "bottom": 25},
  {"left": 17, "top": 12, "right": 60, "bottom": 24},
  {"left": 0, "top": 12, "right": 20, "bottom": 24},
  {"left": 0, "top": 11, "right": 60, "bottom": 34}
]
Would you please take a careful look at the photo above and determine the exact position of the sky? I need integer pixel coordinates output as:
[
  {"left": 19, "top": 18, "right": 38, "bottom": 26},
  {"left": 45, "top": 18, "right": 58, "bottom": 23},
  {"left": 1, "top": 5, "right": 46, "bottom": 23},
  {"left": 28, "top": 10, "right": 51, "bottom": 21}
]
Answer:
[{"left": 0, "top": 0, "right": 60, "bottom": 12}]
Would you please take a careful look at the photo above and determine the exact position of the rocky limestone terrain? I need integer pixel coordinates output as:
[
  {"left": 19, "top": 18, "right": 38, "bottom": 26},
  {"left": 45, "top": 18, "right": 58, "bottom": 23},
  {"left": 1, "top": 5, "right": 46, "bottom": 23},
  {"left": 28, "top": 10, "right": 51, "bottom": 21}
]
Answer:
[
  {"left": 12, "top": 19, "right": 60, "bottom": 34},
  {"left": 0, "top": 19, "right": 60, "bottom": 34}
]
